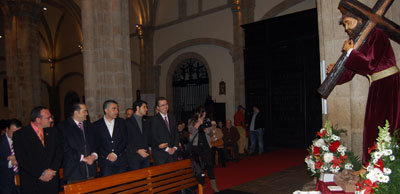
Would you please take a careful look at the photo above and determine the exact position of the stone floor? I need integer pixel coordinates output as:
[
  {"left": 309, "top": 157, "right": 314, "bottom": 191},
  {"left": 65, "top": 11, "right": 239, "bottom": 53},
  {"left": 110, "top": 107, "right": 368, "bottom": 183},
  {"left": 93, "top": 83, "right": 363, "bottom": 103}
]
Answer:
[{"left": 221, "top": 164, "right": 316, "bottom": 194}]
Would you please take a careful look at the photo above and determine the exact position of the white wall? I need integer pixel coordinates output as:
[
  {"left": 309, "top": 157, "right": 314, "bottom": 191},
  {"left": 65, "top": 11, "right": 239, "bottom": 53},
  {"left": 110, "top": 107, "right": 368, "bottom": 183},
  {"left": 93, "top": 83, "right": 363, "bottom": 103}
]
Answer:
[{"left": 158, "top": 45, "right": 235, "bottom": 120}]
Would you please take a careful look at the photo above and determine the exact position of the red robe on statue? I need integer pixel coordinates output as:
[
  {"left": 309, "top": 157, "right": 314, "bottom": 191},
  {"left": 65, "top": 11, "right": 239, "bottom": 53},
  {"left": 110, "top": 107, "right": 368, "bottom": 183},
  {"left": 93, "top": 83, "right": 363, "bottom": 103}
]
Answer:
[{"left": 337, "top": 28, "right": 400, "bottom": 164}]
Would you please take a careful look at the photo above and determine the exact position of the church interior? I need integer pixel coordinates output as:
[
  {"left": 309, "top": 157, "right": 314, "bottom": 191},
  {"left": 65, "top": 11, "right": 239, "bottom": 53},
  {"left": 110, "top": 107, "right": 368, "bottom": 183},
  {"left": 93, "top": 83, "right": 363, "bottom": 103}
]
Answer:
[{"left": 1, "top": 0, "right": 400, "bottom": 193}]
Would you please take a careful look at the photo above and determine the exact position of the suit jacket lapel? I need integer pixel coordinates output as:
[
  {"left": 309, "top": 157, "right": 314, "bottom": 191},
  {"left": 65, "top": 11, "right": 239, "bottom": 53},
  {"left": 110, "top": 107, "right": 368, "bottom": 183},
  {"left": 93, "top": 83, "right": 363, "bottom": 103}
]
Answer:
[
  {"left": 101, "top": 118, "right": 112, "bottom": 139},
  {"left": 130, "top": 117, "right": 141, "bottom": 134},
  {"left": 158, "top": 113, "right": 170, "bottom": 133},
  {"left": 67, "top": 118, "right": 85, "bottom": 144},
  {"left": 27, "top": 125, "right": 45, "bottom": 151}
]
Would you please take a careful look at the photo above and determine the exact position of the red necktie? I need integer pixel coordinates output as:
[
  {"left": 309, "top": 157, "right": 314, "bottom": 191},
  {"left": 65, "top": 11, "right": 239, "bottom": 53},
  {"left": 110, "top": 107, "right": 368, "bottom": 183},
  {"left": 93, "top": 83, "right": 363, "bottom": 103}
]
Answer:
[{"left": 164, "top": 117, "right": 170, "bottom": 132}]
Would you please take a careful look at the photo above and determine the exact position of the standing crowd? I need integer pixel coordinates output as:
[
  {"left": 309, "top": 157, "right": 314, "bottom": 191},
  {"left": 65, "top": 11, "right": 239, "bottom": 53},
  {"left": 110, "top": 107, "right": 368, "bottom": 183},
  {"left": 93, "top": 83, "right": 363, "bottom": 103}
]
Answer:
[{"left": 0, "top": 96, "right": 265, "bottom": 194}]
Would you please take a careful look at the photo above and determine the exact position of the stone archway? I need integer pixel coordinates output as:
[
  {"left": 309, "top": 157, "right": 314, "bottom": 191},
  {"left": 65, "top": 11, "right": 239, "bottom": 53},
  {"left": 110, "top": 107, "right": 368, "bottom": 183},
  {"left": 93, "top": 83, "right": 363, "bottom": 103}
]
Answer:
[
  {"left": 261, "top": 0, "right": 306, "bottom": 20},
  {"left": 166, "top": 52, "right": 212, "bottom": 119}
]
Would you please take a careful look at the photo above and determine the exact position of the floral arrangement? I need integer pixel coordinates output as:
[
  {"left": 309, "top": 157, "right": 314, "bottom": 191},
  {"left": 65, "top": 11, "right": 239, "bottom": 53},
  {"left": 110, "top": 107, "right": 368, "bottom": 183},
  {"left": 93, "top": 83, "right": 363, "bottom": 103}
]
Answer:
[
  {"left": 356, "top": 121, "right": 400, "bottom": 194},
  {"left": 305, "top": 121, "right": 360, "bottom": 177}
]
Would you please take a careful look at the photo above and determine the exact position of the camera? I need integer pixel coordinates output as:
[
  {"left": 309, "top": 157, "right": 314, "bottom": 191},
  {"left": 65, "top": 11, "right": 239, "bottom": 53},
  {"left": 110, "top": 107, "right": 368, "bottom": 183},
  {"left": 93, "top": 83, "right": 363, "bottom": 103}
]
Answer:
[{"left": 203, "top": 118, "right": 212, "bottom": 128}]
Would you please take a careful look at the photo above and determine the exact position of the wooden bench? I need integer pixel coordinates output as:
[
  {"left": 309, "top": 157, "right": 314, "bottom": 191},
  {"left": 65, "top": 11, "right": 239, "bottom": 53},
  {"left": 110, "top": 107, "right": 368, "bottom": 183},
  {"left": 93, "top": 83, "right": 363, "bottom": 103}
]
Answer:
[{"left": 63, "top": 159, "right": 203, "bottom": 194}]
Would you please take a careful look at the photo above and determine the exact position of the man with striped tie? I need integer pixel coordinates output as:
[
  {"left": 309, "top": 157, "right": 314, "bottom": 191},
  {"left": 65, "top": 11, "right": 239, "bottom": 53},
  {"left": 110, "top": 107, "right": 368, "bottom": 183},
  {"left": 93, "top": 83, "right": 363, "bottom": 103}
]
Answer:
[{"left": 0, "top": 119, "right": 22, "bottom": 194}]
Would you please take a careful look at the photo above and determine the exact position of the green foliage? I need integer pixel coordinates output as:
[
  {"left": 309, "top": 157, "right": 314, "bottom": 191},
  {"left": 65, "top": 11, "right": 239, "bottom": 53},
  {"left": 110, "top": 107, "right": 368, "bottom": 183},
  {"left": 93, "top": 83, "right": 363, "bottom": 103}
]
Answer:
[
  {"left": 345, "top": 151, "right": 362, "bottom": 171},
  {"left": 375, "top": 129, "right": 400, "bottom": 194}
]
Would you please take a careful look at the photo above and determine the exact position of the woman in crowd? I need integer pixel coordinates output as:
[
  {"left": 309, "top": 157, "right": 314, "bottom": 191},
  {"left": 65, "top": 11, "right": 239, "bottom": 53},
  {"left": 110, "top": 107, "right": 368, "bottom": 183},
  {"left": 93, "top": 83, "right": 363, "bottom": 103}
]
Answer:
[{"left": 188, "top": 107, "right": 219, "bottom": 193}]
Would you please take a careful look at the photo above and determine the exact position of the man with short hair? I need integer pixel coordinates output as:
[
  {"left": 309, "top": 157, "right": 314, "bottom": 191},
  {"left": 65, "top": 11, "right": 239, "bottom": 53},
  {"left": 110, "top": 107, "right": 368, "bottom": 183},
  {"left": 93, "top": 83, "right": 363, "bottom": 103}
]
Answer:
[
  {"left": 126, "top": 100, "right": 150, "bottom": 170},
  {"left": 249, "top": 105, "right": 265, "bottom": 155},
  {"left": 125, "top": 108, "right": 134, "bottom": 119},
  {"left": 0, "top": 119, "right": 22, "bottom": 194},
  {"left": 57, "top": 103, "right": 98, "bottom": 183},
  {"left": 150, "top": 97, "right": 179, "bottom": 165},
  {"left": 329, "top": 11, "right": 400, "bottom": 164},
  {"left": 222, "top": 120, "right": 240, "bottom": 161},
  {"left": 94, "top": 100, "right": 127, "bottom": 176},
  {"left": 13, "top": 106, "right": 63, "bottom": 193}
]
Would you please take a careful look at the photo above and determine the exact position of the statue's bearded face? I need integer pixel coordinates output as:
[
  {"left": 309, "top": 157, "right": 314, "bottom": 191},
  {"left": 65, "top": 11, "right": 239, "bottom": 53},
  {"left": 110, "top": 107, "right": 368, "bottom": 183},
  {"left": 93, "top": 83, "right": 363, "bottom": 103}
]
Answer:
[{"left": 342, "top": 16, "right": 363, "bottom": 40}]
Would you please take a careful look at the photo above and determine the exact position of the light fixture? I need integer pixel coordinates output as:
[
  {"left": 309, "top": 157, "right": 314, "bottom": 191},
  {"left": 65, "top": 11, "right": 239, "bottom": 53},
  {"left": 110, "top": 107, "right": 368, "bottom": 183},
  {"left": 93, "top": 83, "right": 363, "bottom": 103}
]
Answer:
[
  {"left": 78, "top": 44, "right": 83, "bottom": 52},
  {"left": 0, "top": 35, "right": 2, "bottom": 39},
  {"left": 43, "top": 7, "right": 47, "bottom": 11}
]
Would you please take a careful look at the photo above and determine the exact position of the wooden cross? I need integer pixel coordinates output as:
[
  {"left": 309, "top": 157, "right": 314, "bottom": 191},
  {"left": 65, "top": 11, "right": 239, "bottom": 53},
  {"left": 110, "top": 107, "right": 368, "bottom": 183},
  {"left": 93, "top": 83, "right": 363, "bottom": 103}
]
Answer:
[{"left": 318, "top": 0, "right": 400, "bottom": 98}]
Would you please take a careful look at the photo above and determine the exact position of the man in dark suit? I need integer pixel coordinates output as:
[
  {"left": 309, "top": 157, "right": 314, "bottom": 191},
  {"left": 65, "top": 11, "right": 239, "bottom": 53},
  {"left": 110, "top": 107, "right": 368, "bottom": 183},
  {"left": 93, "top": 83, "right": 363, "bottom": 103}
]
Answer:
[
  {"left": 0, "top": 119, "right": 22, "bottom": 194},
  {"left": 126, "top": 100, "right": 150, "bottom": 170},
  {"left": 13, "top": 106, "right": 63, "bottom": 193},
  {"left": 93, "top": 100, "right": 127, "bottom": 176},
  {"left": 249, "top": 105, "right": 265, "bottom": 155},
  {"left": 150, "top": 97, "right": 179, "bottom": 165},
  {"left": 57, "top": 103, "right": 98, "bottom": 184}
]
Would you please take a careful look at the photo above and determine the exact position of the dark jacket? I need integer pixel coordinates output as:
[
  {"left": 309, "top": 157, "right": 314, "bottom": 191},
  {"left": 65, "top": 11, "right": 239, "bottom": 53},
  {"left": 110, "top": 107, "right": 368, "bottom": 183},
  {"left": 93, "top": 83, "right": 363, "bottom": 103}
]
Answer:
[
  {"left": 125, "top": 116, "right": 150, "bottom": 166},
  {"left": 13, "top": 124, "right": 63, "bottom": 193},
  {"left": 222, "top": 126, "right": 240, "bottom": 144},
  {"left": 57, "top": 118, "right": 97, "bottom": 183},
  {"left": 93, "top": 117, "right": 127, "bottom": 170},
  {"left": 251, "top": 111, "right": 265, "bottom": 130},
  {"left": 149, "top": 113, "right": 179, "bottom": 164},
  {"left": 0, "top": 135, "right": 17, "bottom": 193}
]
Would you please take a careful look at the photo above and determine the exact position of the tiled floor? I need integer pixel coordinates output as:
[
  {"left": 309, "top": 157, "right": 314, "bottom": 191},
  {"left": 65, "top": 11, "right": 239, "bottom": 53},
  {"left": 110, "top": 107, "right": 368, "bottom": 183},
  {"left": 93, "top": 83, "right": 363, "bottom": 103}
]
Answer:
[{"left": 224, "top": 164, "right": 315, "bottom": 194}]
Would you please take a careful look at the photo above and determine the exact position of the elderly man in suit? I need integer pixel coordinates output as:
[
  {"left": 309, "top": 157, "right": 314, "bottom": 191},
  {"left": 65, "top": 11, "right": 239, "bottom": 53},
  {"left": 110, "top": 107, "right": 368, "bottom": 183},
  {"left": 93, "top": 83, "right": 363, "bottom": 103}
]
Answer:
[
  {"left": 150, "top": 97, "right": 179, "bottom": 165},
  {"left": 93, "top": 100, "right": 127, "bottom": 176},
  {"left": 0, "top": 119, "right": 22, "bottom": 194},
  {"left": 57, "top": 103, "right": 98, "bottom": 184},
  {"left": 126, "top": 100, "right": 150, "bottom": 170},
  {"left": 13, "top": 106, "right": 63, "bottom": 193}
]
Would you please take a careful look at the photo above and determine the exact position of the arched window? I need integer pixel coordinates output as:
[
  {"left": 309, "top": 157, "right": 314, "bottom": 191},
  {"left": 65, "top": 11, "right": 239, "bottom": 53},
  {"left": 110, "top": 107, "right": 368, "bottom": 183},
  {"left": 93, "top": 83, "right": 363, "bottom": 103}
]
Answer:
[{"left": 172, "top": 58, "right": 209, "bottom": 122}]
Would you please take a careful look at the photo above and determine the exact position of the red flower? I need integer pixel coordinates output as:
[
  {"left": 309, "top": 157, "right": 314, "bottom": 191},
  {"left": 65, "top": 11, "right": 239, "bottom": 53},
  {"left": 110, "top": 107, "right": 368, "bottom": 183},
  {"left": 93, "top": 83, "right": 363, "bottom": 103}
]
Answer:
[
  {"left": 374, "top": 158, "right": 384, "bottom": 171},
  {"left": 368, "top": 143, "right": 377, "bottom": 154},
  {"left": 339, "top": 154, "right": 348, "bottom": 161},
  {"left": 317, "top": 129, "right": 327, "bottom": 137},
  {"left": 332, "top": 156, "right": 343, "bottom": 168},
  {"left": 363, "top": 179, "right": 378, "bottom": 194},
  {"left": 315, "top": 159, "right": 323, "bottom": 170},
  {"left": 329, "top": 141, "right": 341, "bottom": 152},
  {"left": 313, "top": 146, "right": 320, "bottom": 156}
]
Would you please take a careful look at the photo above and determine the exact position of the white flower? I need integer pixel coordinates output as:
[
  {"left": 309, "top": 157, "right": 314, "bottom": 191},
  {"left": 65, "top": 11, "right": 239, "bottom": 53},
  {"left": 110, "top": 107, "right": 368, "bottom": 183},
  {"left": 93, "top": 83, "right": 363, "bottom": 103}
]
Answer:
[
  {"left": 330, "top": 166, "right": 339, "bottom": 173},
  {"left": 373, "top": 151, "right": 383, "bottom": 159},
  {"left": 383, "top": 135, "right": 391, "bottom": 142},
  {"left": 390, "top": 155, "right": 396, "bottom": 161},
  {"left": 345, "top": 163, "right": 353, "bottom": 170},
  {"left": 322, "top": 166, "right": 328, "bottom": 172},
  {"left": 305, "top": 157, "right": 315, "bottom": 170},
  {"left": 322, "top": 145, "right": 329, "bottom": 151},
  {"left": 366, "top": 165, "right": 374, "bottom": 172},
  {"left": 366, "top": 170, "right": 379, "bottom": 183},
  {"left": 355, "top": 190, "right": 365, "bottom": 194},
  {"left": 384, "top": 149, "right": 393, "bottom": 156},
  {"left": 313, "top": 139, "right": 325, "bottom": 147},
  {"left": 323, "top": 152, "right": 334, "bottom": 163},
  {"left": 383, "top": 167, "right": 392, "bottom": 175},
  {"left": 372, "top": 158, "right": 378, "bottom": 164},
  {"left": 331, "top": 135, "right": 340, "bottom": 141},
  {"left": 378, "top": 175, "right": 390, "bottom": 183}
]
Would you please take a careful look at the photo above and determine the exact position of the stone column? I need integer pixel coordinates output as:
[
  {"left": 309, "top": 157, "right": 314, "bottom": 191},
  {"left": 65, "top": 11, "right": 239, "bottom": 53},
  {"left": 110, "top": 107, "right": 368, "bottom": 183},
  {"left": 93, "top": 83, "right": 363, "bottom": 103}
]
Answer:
[
  {"left": 316, "top": 0, "right": 400, "bottom": 158},
  {"left": 138, "top": 25, "right": 159, "bottom": 96},
  {"left": 3, "top": 1, "right": 42, "bottom": 123},
  {"left": 230, "top": 0, "right": 255, "bottom": 108},
  {"left": 81, "top": 0, "right": 132, "bottom": 119}
]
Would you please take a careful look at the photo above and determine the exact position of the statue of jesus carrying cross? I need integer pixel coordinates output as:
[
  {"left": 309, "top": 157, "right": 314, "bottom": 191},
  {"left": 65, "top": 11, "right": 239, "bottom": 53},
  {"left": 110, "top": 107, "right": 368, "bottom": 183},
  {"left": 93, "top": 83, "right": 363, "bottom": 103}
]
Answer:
[{"left": 326, "top": 0, "right": 400, "bottom": 164}]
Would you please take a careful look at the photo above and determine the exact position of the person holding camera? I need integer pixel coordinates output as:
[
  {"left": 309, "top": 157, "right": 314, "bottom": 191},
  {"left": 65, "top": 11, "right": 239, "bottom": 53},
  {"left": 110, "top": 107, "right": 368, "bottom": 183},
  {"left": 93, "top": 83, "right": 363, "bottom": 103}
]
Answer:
[{"left": 188, "top": 107, "right": 219, "bottom": 193}]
